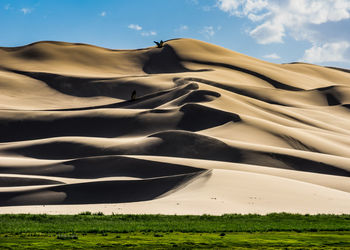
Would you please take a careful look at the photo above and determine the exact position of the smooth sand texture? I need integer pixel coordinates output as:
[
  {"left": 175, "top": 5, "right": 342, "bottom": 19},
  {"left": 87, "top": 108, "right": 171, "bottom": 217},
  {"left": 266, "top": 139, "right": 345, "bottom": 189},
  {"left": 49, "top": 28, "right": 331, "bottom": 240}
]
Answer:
[{"left": 0, "top": 38, "right": 349, "bottom": 214}]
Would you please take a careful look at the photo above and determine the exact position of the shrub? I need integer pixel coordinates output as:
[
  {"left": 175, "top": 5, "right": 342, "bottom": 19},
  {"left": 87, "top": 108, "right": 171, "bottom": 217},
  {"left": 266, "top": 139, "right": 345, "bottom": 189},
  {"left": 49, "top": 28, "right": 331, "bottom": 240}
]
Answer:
[
  {"left": 78, "top": 212, "right": 92, "bottom": 215},
  {"left": 93, "top": 212, "right": 104, "bottom": 216},
  {"left": 154, "top": 40, "right": 165, "bottom": 48},
  {"left": 56, "top": 234, "right": 78, "bottom": 240}
]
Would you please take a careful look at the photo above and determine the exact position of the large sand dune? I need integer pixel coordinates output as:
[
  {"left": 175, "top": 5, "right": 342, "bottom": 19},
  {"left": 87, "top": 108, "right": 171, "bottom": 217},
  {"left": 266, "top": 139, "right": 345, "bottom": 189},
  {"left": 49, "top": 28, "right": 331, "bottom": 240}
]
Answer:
[{"left": 0, "top": 38, "right": 349, "bottom": 214}]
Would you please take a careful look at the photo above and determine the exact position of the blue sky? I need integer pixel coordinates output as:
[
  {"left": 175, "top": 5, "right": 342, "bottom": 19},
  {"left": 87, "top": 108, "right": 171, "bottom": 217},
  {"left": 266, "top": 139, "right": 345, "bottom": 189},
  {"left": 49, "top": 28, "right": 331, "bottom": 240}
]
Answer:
[{"left": 1, "top": 0, "right": 350, "bottom": 68}]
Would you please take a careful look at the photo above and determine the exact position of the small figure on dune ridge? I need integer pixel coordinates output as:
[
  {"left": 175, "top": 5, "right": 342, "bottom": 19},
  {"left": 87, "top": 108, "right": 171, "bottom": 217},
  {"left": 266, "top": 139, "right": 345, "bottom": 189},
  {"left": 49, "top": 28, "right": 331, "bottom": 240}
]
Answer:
[
  {"left": 154, "top": 40, "right": 165, "bottom": 48},
  {"left": 131, "top": 90, "right": 136, "bottom": 101}
]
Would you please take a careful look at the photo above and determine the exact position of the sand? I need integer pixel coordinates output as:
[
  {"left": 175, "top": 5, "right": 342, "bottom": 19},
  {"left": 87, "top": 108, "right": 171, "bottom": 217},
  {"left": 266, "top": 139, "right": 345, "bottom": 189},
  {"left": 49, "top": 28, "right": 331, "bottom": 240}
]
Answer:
[{"left": 0, "top": 38, "right": 349, "bottom": 214}]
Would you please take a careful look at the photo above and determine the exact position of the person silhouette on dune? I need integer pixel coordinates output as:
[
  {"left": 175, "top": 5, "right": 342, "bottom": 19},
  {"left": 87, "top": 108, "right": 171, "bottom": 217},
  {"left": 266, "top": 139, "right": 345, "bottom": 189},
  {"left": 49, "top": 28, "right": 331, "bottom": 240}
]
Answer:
[{"left": 131, "top": 90, "right": 136, "bottom": 101}]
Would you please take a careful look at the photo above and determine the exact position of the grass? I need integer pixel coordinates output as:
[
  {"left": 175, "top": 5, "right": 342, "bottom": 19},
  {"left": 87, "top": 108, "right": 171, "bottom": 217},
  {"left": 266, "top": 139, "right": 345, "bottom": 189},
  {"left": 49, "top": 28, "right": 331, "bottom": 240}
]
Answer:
[
  {"left": 0, "top": 213, "right": 349, "bottom": 249},
  {"left": 1, "top": 231, "right": 349, "bottom": 249},
  {"left": 1, "top": 213, "right": 349, "bottom": 233}
]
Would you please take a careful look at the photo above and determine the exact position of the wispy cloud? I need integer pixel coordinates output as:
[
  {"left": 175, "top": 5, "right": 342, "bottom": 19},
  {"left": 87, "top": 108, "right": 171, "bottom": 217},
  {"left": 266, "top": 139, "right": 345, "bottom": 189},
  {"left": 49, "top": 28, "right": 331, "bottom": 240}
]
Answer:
[
  {"left": 100, "top": 11, "right": 106, "bottom": 17},
  {"left": 263, "top": 53, "right": 281, "bottom": 59},
  {"left": 20, "top": 8, "right": 32, "bottom": 14},
  {"left": 175, "top": 25, "right": 189, "bottom": 32},
  {"left": 4, "top": 4, "right": 10, "bottom": 10},
  {"left": 128, "top": 24, "right": 156, "bottom": 37},
  {"left": 141, "top": 31, "right": 157, "bottom": 36},
  {"left": 200, "top": 26, "right": 215, "bottom": 38},
  {"left": 301, "top": 41, "right": 350, "bottom": 63},
  {"left": 128, "top": 24, "right": 142, "bottom": 31}
]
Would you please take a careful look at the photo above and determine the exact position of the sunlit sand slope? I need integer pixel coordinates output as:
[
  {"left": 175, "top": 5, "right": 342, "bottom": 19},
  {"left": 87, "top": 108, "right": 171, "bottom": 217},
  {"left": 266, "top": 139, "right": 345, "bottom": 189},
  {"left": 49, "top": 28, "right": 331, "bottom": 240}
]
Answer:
[{"left": 0, "top": 38, "right": 349, "bottom": 214}]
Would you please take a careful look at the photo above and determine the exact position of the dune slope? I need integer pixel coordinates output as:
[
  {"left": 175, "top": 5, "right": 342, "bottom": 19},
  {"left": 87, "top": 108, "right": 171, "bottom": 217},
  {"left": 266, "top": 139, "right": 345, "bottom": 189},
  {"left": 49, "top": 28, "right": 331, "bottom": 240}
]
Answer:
[{"left": 0, "top": 38, "right": 349, "bottom": 214}]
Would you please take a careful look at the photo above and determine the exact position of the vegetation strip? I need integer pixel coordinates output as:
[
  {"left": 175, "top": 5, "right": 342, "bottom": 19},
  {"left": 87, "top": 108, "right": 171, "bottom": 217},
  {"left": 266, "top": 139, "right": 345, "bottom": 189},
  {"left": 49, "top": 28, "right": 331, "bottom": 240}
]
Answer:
[
  {"left": 0, "top": 213, "right": 349, "bottom": 233},
  {"left": 1, "top": 232, "right": 350, "bottom": 249},
  {"left": 1, "top": 213, "right": 349, "bottom": 249}
]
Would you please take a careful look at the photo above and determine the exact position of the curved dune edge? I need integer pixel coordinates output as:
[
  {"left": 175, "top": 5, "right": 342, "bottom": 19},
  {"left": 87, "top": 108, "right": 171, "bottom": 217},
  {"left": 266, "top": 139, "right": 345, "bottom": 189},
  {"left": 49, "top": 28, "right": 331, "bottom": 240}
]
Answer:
[
  {"left": 1, "top": 169, "right": 349, "bottom": 215},
  {"left": 0, "top": 38, "right": 349, "bottom": 214}
]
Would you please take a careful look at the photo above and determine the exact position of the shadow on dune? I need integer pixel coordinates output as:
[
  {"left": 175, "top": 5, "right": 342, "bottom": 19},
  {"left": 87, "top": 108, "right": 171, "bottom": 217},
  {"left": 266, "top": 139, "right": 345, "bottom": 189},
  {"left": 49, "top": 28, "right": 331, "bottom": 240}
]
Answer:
[
  {"left": 0, "top": 131, "right": 241, "bottom": 162},
  {"left": 0, "top": 176, "right": 63, "bottom": 187},
  {"left": 242, "top": 151, "right": 350, "bottom": 177},
  {"left": 148, "top": 130, "right": 242, "bottom": 162},
  {"left": 32, "top": 82, "right": 199, "bottom": 111},
  {"left": 0, "top": 115, "right": 140, "bottom": 142},
  {"left": 5, "top": 69, "right": 155, "bottom": 100},
  {"left": 121, "top": 82, "right": 200, "bottom": 109},
  {"left": 174, "top": 77, "right": 350, "bottom": 108},
  {"left": 177, "top": 103, "right": 241, "bottom": 131},
  {"left": 0, "top": 170, "right": 208, "bottom": 206},
  {"left": 173, "top": 77, "right": 289, "bottom": 106},
  {"left": 315, "top": 86, "right": 343, "bottom": 106},
  {"left": 327, "top": 66, "right": 350, "bottom": 74},
  {"left": 0, "top": 155, "right": 203, "bottom": 179},
  {"left": 143, "top": 45, "right": 212, "bottom": 74},
  {"left": 2, "top": 129, "right": 349, "bottom": 177},
  {"left": 182, "top": 60, "right": 302, "bottom": 91},
  {"left": 178, "top": 89, "right": 221, "bottom": 104},
  {"left": 0, "top": 85, "right": 238, "bottom": 142}
]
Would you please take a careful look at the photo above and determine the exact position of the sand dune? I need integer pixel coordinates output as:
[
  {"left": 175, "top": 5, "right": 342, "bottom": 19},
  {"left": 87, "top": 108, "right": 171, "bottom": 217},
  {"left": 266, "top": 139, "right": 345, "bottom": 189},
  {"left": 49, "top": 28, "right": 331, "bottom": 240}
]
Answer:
[{"left": 0, "top": 38, "right": 349, "bottom": 214}]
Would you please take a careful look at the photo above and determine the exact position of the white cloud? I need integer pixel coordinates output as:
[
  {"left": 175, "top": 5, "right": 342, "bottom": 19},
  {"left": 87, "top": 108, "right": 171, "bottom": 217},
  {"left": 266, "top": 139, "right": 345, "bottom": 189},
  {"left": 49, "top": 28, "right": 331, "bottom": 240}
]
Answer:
[
  {"left": 216, "top": 0, "right": 350, "bottom": 45},
  {"left": 20, "top": 8, "right": 32, "bottom": 14},
  {"left": 100, "top": 11, "right": 106, "bottom": 17},
  {"left": 249, "top": 20, "right": 284, "bottom": 44},
  {"left": 301, "top": 41, "right": 350, "bottom": 63},
  {"left": 128, "top": 24, "right": 156, "bottom": 37},
  {"left": 217, "top": 0, "right": 240, "bottom": 13},
  {"left": 141, "top": 31, "right": 157, "bottom": 36},
  {"left": 128, "top": 24, "right": 142, "bottom": 31},
  {"left": 175, "top": 25, "right": 189, "bottom": 32},
  {"left": 247, "top": 12, "right": 271, "bottom": 22},
  {"left": 217, "top": 0, "right": 268, "bottom": 17},
  {"left": 263, "top": 53, "right": 281, "bottom": 59},
  {"left": 201, "top": 26, "right": 215, "bottom": 38}
]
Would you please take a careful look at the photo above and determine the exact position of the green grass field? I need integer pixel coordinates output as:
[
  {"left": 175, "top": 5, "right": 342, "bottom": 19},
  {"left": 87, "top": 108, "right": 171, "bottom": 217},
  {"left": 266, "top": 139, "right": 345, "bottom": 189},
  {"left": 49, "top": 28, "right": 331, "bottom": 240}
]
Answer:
[{"left": 1, "top": 213, "right": 350, "bottom": 249}]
